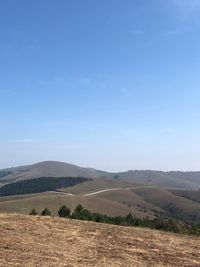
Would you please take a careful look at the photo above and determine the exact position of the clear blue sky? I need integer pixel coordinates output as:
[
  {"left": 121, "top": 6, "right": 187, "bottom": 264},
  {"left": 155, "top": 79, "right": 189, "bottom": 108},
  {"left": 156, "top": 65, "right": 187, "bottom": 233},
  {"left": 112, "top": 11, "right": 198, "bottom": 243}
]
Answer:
[{"left": 1, "top": 0, "right": 200, "bottom": 171}]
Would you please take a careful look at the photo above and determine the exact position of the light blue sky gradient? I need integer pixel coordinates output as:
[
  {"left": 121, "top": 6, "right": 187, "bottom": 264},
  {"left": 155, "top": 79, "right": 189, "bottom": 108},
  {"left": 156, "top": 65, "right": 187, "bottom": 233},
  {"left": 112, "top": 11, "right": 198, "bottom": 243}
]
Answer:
[{"left": 1, "top": 0, "right": 200, "bottom": 171}]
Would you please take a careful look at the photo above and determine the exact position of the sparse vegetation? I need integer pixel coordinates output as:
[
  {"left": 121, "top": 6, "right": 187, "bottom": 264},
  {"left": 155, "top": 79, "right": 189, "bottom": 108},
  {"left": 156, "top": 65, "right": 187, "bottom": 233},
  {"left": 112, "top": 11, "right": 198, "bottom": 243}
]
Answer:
[
  {"left": 30, "top": 204, "right": 200, "bottom": 235},
  {"left": 1, "top": 213, "right": 199, "bottom": 267}
]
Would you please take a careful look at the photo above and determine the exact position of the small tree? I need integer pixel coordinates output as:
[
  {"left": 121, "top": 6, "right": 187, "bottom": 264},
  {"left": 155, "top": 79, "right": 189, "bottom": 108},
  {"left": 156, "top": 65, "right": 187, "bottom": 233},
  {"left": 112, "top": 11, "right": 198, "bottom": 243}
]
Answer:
[
  {"left": 29, "top": 209, "right": 38, "bottom": 216},
  {"left": 41, "top": 208, "right": 51, "bottom": 216},
  {"left": 58, "top": 205, "right": 71, "bottom": 218},
  {"left": 125, "top": 213, "right": 134, "bottom": 225},
  {"left": 74, "top": 204, "right": 84, "bottom": 214},
  {"left": 72, "top": 204, "right": 85, "bottom": 219}
]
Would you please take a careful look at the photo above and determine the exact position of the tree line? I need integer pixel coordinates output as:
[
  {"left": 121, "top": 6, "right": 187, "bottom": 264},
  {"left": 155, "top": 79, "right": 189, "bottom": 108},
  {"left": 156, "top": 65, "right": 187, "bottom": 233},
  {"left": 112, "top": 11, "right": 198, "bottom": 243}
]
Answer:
[
  {"left": 0, "top": 177, "right": 90, "bottom": 197},
  {"left": 30, "top": 204, "right": 200, "bottom": 236}
]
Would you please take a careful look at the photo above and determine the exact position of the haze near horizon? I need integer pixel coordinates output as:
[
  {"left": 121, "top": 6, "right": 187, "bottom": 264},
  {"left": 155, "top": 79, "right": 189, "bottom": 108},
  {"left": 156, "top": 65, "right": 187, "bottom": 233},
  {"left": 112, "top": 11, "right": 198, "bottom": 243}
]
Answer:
[{"left": 1, "top": 0, "right": 200, "bottom": 171}]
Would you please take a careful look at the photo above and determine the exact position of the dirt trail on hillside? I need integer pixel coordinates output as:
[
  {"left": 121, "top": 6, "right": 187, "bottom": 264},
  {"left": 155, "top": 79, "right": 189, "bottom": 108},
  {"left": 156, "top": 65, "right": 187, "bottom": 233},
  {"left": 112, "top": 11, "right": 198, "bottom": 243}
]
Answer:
[
  {"left": 0, "top": 213, "right": 199, "bottom": 267},
  {"left": 83, "top": 187, "right": 135, "bottom": 196}
]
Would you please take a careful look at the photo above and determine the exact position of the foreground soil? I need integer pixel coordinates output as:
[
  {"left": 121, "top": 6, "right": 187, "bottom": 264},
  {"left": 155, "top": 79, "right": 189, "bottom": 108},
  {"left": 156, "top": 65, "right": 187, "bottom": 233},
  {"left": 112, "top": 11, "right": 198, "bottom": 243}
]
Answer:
[{"left": 0, "top": 214, "right": 199, "bottom": 267}]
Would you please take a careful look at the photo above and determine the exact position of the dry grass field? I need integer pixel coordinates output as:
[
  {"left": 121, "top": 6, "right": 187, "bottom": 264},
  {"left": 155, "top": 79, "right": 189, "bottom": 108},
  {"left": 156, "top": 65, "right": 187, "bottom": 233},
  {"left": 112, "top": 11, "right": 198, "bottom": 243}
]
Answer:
[
  {"left": 0, "top": 213, "right": 200, "bottom": 267},
  {"left": 0, "top": 191, "right": 153, "bottom": 218}
]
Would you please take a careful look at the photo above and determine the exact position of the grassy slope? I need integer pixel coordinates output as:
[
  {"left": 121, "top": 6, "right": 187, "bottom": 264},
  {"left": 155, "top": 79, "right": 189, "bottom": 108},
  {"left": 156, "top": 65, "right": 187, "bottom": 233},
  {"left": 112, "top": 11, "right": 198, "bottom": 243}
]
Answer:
[
  {"left": 0, "top": 213, "right": 200, "bottom": 267},
  {"left": 0, "top": 179, "right": 200, "bottom": 223},
  {"left": 0, "top": 181, "right": 200, "bottom": 223},
  {"left": 85, "top": 188, "right": 161, "bottom": 216},
  {"left": 103, "top": 170, "right": 200, "bottom": 189},
  {"left": 133, "top": 187, "right": 200, "bottom": 223},
  {"left": 169, "top": 189, "right": 200, "bottom": 203},
  {"left": 0, "top": 192, "right": 151, "bottom": 218},
  {"left": 64, "top": 180, "right": 200, "bottom": 223},
  {"left": 133, "top": 187, "right": 200, "bottom": 212},
  {"left": 59, "top": 178, "right": 139, "bottom": 194},
  {"left": 0, "top": 161, "right": 101, "bottom": 185},
  {"left": 0, "top": 179, "right": 149, "bottom": 218}
]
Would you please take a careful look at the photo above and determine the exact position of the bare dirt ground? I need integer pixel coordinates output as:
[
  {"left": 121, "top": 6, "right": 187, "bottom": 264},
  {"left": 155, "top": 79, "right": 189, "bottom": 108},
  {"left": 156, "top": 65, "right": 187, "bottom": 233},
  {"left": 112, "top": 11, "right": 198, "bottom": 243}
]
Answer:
[{"left": 0, "top": 213, "right": 199, "bottom": 267}]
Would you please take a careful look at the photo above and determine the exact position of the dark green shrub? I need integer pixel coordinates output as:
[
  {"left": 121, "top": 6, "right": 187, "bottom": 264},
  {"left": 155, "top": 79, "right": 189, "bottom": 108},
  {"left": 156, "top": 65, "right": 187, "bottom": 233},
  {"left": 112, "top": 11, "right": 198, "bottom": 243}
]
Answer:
[
  {"left": 41, "top": 208, "right": 51, "bottom": 216},
  {"left": 29, "top": 209, "right": 38, "bottom": 216},
  {"left": 72, "top": 204, "right": 92, "bottom": 220},
  {"left": 58, "top": 205, "right": 71, "bottom": 218},
  {"left": 74, "top": 204, "right": 84, "bottom": 215}
]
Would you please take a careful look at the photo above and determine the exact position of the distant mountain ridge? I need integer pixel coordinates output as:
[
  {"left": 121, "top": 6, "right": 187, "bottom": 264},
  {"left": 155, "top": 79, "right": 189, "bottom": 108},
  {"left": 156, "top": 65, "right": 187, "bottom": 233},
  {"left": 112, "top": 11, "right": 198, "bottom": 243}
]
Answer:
[{"left": 0, "top": 161, "right": 200, "bottom": 189}]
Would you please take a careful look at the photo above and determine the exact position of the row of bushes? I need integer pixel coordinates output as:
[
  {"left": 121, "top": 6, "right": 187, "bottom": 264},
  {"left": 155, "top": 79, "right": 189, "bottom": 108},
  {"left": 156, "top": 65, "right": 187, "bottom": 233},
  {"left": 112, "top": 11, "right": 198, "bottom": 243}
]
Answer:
[
  {"left": 30, "top": 208, "right": 52, "bottom": 216},
  {"left": 30, "top": 204, "right": 200, "bottom": 235}
]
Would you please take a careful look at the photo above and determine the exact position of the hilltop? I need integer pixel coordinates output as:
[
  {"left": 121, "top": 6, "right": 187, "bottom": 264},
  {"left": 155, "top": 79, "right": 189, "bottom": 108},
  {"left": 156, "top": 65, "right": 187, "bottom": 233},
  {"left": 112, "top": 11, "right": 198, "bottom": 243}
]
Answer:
[
  {"left": 0, "top": 213, "right": 199, "bottom": 267},
  {"left": 0, "top": 161, "right": 101, "bottom": 183},
  {"left": 1, "top": 160, "right": 200, "bottom": 189}
]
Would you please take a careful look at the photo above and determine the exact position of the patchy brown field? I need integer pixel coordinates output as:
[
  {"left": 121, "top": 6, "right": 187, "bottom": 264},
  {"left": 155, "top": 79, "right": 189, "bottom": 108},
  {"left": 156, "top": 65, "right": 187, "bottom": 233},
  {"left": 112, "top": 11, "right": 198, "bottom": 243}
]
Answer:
[{"left": 0, "top": 214, "right": 199, "bottom": 267}]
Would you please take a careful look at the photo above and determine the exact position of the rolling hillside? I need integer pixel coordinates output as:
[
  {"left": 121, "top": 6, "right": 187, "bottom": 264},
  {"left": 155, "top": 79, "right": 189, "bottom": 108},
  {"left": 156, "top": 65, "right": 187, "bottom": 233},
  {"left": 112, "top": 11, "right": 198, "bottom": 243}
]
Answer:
[
  {"left": 169, "top": 189, "right": 200, "bottom": 203},
  {"left": 0, "top": 213, "right": 199, "bottom": 267},
  {"left": 0, "top": 182, "right": 200, "bottom": 225},
  {"left": 1, "top": 161, "right": 200, "bottom": 189},
  {"left": 104, "top": 170, "right": 200, "bottom": 189},
  {"left": 0, "top": 189, "right": 154, "bottom": 219},
  {"left": 0, "top": 161, "right": 200, "bottom": 225},
  {"left": 0, "top": 161, "right": 102, "bottom": 185}
]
